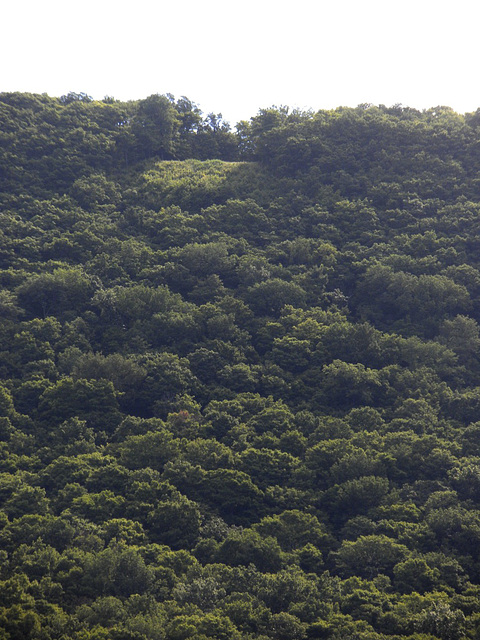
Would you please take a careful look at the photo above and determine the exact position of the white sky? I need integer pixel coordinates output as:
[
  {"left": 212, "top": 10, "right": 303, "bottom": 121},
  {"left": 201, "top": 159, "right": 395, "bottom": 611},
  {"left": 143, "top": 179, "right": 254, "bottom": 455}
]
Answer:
[{"left": 2, "top": 0, "right": 479, "bottom": 126}]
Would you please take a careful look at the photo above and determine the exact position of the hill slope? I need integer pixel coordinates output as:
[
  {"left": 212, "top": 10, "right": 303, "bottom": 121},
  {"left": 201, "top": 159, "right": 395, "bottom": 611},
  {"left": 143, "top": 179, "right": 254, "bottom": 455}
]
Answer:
[{"left": 1, "top": 93, "right": 480, "bottom": 639}]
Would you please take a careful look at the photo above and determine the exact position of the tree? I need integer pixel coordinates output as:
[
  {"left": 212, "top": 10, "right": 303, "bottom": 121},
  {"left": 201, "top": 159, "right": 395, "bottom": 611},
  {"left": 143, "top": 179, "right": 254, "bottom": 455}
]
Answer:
[
  {"left": 148, "top": 496, "right": 201, "bottom": 549},
  {"left": 245, "top": 279, "right": 307, "bottom": 316},
  {"left": 132, "top": 94, "right": 180, "bottom": 159},
  {"left": 253, "top": 510, "right": 330, "bottom": 552},
  {"left": 326, "top": 476, "right": 390, "bottom": 522},
  {"left": 70, "top": 352, "right": 147, "bottom": 412},
  {"left": 132, "top": 352, "right": 197, "bottom": 418},
  {"left": 70, "top": 173, "right": 121, "bottom": 210},
  {"left": 196, "top": 469, "right": 264, "bottom": 523},
  {"left": 437, "top": 314, "right": 480, "bottom": 371},
  {"left": 68, "top": 490, "right": 126, "bottom": 523},
  {"left": 17, "top": 268, "right": 97, "bottom": 319},
  {"left": 112, "top": 429, "right": 179, "bottom": 472},
  {"left": 393, "top": 556, "right": 439, "bottom": 593},
  {"left": 82, "top": 545, "right": 154, "bottom": 597},
  {"left": 237, "top": 448, "right": 299, "bottom": 489},
  {"left": 318, "top": 360, "right": 384, "bottom": 409},
  {"left": 2, "top": 484, "right": 50, "bottom": 520},
  {"left": 216, "top": 529, "right": 283, "bottom": 572},
  {"left": 334, "top": 535, "right": 408, "bottom": 579},
  {"left": 355, "top": 265, "right": 471, "bottom": 336},
  {"left": 416, "top": 601, "right": 466, "bottom": 640},
  {"left": 166, "top": 612, "right": 241, "bottom": 640},
  {"left": 37, "top": 377, "right": 121, "bottom": 431}
]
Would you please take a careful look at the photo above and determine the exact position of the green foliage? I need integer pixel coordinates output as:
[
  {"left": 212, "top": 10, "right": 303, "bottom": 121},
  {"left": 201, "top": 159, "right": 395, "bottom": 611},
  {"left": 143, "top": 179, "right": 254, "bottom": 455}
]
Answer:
[
  {"left": 334, "top": 535, "right": 408, "bottom": 579},
  {"left": 3, "top": 93, "right": 480, "bottom": 640},
  {"left": 17, "top": 268, "right": 97, "bottom": 319},
  {"left": 253, "top": 510, "right": 330, "bottom": 552},
  {"left": 216, "top": 529, "right": 283, "bottom": 572},
  {"left": 37, "top": 377, "right": 121, "bottom": 430},
  {"left": 245, "top": 279, "right": 307, "bottom": 316},
  {"left": 148, "top": 496, "right": 201, "bottom": 549}
]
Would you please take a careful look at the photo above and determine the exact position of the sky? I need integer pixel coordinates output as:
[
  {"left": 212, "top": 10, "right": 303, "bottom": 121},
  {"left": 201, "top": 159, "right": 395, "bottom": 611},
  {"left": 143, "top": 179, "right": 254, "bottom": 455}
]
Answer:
[{"left": 2, "top": 0, "right": 480, "bottom": 126}]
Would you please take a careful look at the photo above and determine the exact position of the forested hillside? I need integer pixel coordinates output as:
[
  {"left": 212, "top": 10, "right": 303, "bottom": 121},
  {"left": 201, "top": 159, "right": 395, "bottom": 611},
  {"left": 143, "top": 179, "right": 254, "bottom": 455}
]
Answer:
[{"left": 2, "top": 91, "right": 480, "bottom": 639}]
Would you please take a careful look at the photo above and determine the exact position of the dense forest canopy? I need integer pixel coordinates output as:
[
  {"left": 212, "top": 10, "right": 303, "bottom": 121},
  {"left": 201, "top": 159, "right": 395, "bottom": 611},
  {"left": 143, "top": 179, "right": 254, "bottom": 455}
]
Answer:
[{"left": 2, "top": 91, "right": 480, "bottom": 639}]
